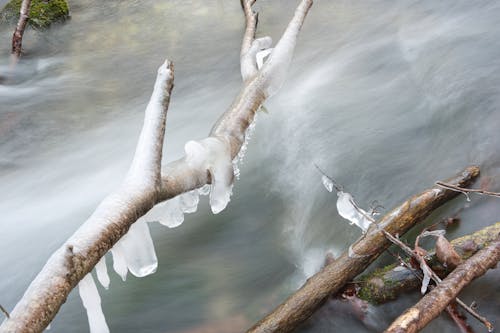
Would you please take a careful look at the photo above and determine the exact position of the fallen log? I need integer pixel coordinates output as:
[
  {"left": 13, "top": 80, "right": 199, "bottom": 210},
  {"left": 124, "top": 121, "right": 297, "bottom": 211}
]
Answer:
[
  {"left": 246, "top": 166, "right": 479, "bottom": 333},
  {"left": 357, "top": 222, "right": 500, "bottom": 304},
  {"left": 384, "top": 236, "right": 500, "bottom": 333}
]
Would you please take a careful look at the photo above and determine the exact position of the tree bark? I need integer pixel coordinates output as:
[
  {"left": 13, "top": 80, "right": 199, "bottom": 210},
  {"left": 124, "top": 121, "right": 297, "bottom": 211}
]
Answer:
[
  {"left": 246, "top": 166, "right": 479, "bottom": 333},
  {"left": 11, "top": 0, "right": 31, "bottom": 59},
  {"left": 357, "top": 222, "right": 500, "bottom": 304},
  {"left": 0, "top": 1, "right": 314, "bottom": 332},
  {"left": 384, "top": 237, "right": 500, "bottom": 333}
]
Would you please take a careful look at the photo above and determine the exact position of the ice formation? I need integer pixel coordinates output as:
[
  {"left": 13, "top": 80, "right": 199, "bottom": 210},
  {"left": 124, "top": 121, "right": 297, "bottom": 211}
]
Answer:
[
  {"left": 256, "top": 48, "right": 273, "bottom": 70},
  {"left": 185, "top": 136, "right": 233, "bottom": 214},
  {"left": 336, "top": 191, "right": 374, "bottom": 233},
  {"left": 110, "top": 219, "right": 157, "bottom": 280},
  {"left": 110, "top": 242, "right": 128, "bottom": 281},
  {"left": 321, "top": 175, "right": 334, "bottom": 192},
  {"left": 78, "top": 273, "right": 110, "bottom": 333},
  {"left": 95, "top": 256, "right": 110, "bottom": 289},
  {"left": 233, "top": 114, "right": 257, "bottom": 180}
]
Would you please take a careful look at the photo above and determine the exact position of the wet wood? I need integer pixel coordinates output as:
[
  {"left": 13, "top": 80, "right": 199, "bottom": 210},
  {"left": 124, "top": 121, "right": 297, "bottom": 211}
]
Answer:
[
  {"left": 357, "top": 222, "right": 500, "bottom": 304},
  {"left": 384, "top": 237, "right": 500, "bottom": 333},
  {"left": 11, "top": 0, "right": 31, "bottom": 59},
  {"left": 246, "top": 166, "right": 479, "bottom": 333}
]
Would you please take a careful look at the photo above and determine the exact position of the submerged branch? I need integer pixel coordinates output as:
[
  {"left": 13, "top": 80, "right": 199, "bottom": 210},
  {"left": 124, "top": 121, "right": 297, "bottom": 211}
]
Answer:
[
  {"left": 246, "top": 166, "right": 479, "bottom": 333},
  {"left": 384, "top": 237, "right": 500, "bottom": 333}
]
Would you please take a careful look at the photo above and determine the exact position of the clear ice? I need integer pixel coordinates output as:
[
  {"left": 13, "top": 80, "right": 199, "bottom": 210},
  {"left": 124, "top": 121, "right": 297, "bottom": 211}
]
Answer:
[
  {"left": 78, "top": 273, "right": 110, "bottom": 333},
  {"left": 118, "top": 219, "right": 158, "bottom": 277},
  {"left": 185, "top": 136, "right": 234, "bottom": 214},
  {"left": 110, "top": 219, "right": 157, "bottom": 279},
  {"left": 336, "top": 191, "right": 374, "bottom": 233}
]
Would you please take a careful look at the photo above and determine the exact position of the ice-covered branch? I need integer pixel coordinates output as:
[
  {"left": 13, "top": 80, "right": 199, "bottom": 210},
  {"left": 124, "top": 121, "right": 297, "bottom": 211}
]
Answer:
[
  {"left": 1, "top": 1, "right": 315, "bottom": 331},
  {"left": 0, "top": 60, "right": 175, "bottom": 333}
]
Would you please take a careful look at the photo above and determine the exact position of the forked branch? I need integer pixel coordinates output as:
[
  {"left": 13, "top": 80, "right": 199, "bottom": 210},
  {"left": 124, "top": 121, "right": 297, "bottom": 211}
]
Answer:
[{"left": 0, "top": 1, "right": 314, "bottom": 332}]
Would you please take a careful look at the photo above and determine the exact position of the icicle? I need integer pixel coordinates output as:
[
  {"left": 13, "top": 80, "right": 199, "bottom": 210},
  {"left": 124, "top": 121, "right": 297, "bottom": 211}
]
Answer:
[
  {"left": 185, "top": 136, "right": 234, "bottom": 214},
  {"left": 336, "top": 191, "right": 374, "bottom": 233},
  {"left": 321, "top": 175, "right": 334, "bottom": 192},
  {"left": 95, "top": 256, "right": 110, "bottom": 290},
  {"left": 119, "top": 219, "right": 158, "bottom": 277},
  {"left": 110, "top": 243, "right": 128, "bottom": 281},
  {"left": 179, "top": 190, "right": 200, "bottom": 214},
  {"left": 78, "top": 273, "right": 110, "bottom": 333}
]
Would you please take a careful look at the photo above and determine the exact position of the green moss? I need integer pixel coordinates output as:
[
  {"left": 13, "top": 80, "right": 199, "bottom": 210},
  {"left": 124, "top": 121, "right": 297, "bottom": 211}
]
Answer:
[{"left": 1, "top": 0, "right": 69, "bottom": 29}]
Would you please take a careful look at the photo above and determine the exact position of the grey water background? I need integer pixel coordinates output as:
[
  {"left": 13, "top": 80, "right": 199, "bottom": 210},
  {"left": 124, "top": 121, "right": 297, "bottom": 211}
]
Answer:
[{"left": 1, "top": 0, "right": 499, "bottom": 332}]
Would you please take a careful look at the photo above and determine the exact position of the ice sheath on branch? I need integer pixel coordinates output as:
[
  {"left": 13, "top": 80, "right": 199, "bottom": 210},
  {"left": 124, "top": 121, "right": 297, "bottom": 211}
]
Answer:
[
  {"left": 384, "top": 237, "right": 500, "bottom": 333},
  {"left": 0, "top": 1, "right": 314, "bottom": 332},
  {"left": 246, "top": 166, "right": 479, "bottom": 333}
]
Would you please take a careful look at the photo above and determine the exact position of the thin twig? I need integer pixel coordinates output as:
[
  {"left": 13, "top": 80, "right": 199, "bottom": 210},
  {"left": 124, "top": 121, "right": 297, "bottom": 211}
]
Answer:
[
  {"left": 0, "top": 304, "right": 9, "bottom": 319},
  {"left": 436, "top": 181, "right": 500, "bottom": 198},
  {"left": 382, "top": 230, "right": 493, "bottom": 331}
]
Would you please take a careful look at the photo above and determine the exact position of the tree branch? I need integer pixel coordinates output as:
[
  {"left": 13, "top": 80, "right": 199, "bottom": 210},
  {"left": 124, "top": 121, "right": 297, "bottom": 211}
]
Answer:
[
  {"left": 11, "top": 0, "right": 31, "bottom": 61},
  {"left": 1, "top": 2, "right": 315, "bottom": 332},
  {"left": 357, "top": 222, "right": 500, "bottom": 304},
  {"left": 0, "top": 60, "right": 175, "bottom": 333},
  {"left": 384, "top": 237, "right": 500, "bottom": 333},
  {"left": 381, "top": 229, "right": 492, "bottom": 330},
  {"left": 246, "top": 166, "right": 479, "bottom": 333}
]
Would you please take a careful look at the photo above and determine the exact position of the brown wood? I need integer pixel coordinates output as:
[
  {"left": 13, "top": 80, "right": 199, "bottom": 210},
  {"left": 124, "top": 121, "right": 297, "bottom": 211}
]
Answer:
[
  {"left": 384, "top": 237, "right": 500, "bottom": 333},
  {"left": 11, "top": 0, "right": 31, "bottom": 59},
  {"left": 246, "top": 166, "right": 479, "bottom": 333},
  {"left": 357, "top": 222, "right": 500, "bottom": 304}
]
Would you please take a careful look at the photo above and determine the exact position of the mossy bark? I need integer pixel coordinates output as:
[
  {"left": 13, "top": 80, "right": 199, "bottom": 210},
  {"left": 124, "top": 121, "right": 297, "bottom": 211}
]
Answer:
[
  {"left": 357, "top": 222, "right": 500, "bottom": 304},
  {"left": 1, "top": 0, "right": 69, "bottom": 29}
]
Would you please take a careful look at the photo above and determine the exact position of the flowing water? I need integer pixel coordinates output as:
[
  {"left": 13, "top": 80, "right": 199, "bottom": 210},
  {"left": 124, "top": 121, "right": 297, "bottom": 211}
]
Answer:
[{"left": 1, "top": 1, "right": 499, "bottom": 332}]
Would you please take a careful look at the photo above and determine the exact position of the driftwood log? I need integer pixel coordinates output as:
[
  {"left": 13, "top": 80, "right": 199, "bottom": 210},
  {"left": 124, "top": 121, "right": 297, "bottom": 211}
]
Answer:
[
  {"left": 246, "top": 166, "right": 479, "bottom": 333},
  {"left": 357, "top": 222, "right": 500, "bottom": 304},
  {"left": 0, "top": 1, "right": 314, "bottom": 332},
  {"left": 384, "top": 237, "right": 500, "bottom": 333}
]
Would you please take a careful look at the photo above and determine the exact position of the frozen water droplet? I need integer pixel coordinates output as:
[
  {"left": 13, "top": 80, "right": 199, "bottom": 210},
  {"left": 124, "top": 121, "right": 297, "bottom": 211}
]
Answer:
[{"left": 78, "top": 273, "right": 110, "bottom": 333}]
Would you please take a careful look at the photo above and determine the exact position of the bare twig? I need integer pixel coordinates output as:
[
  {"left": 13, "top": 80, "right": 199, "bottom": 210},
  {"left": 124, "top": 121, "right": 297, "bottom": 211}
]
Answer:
[
  {"left": 382, "top": 230, "right": 493, "bottom": 331},
  {"left": 435, "top": 181, "right": 500, "bottom": 199},
  {"left": 384, "top": 237, "right": 500, "bottom": 333},
  {"left": 11, "top": 0, "right": 31, "bottom": 61},
  {"left": 0, "top": 304, "right": 9, "bottom": 319}
]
